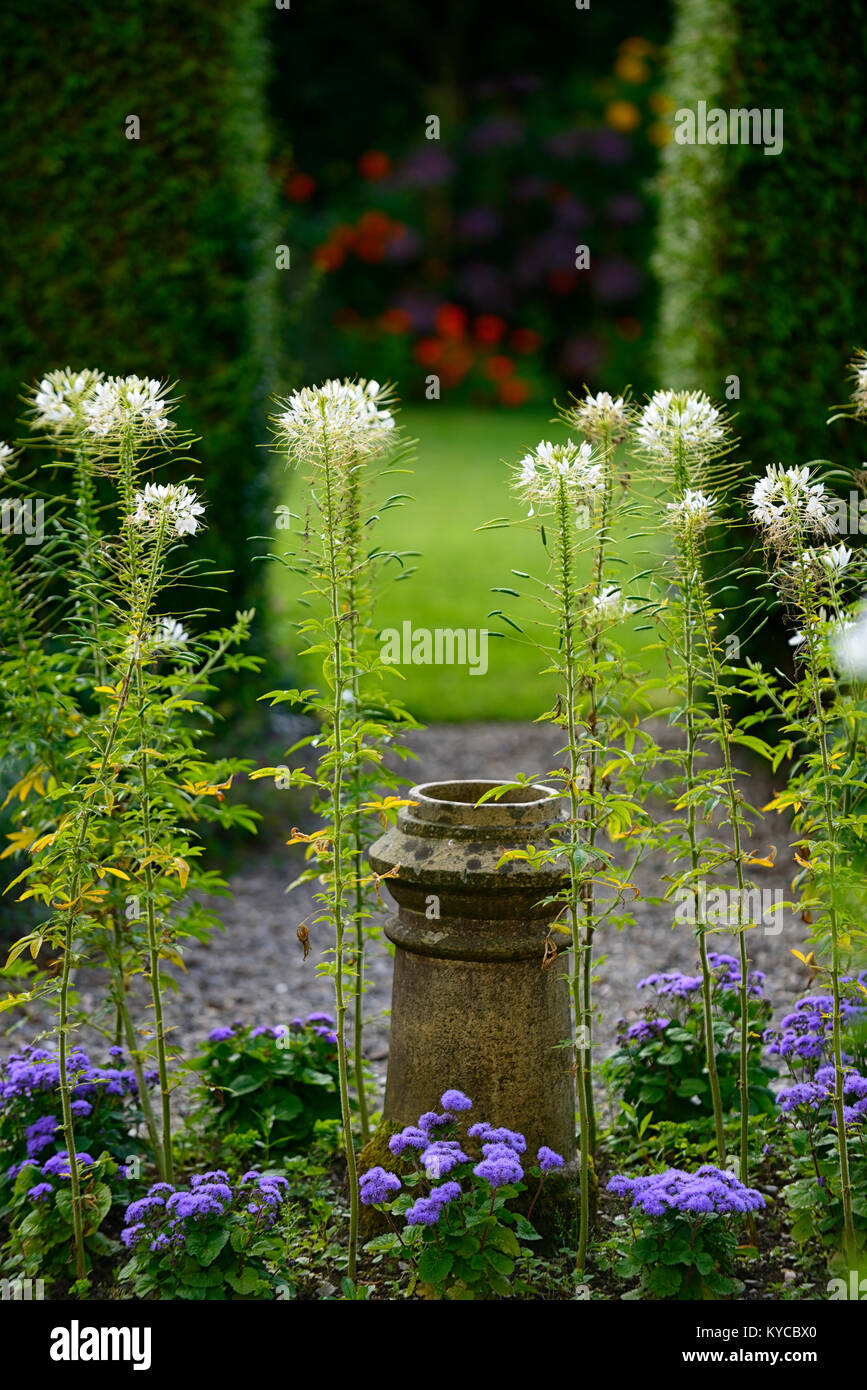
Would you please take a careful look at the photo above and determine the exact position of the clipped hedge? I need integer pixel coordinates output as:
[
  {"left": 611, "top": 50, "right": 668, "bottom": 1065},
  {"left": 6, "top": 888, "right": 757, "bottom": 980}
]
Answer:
[
  {"left": 0, "top": 1, "right": 286, "bottom": 622},
  {"left": 655, "top": 0, "right": 867, "bottom": 474}
]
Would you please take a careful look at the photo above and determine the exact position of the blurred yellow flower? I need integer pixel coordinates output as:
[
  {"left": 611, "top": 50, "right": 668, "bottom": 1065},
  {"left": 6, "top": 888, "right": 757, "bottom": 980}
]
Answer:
[
  {"left": 649, "top": 91, "right": 674, "bottom": 115},
  {"left": 648, "top": 121, "right": 672, "bottom": 147},
  {"left": 620, "top": 36, "right": 655, "bottom": 58},
  {"left": 605, "top": 100, "right": 641, "bottom": 132},
  {"left": 614, "top": 55, "right": 650, "bottom": 84}
]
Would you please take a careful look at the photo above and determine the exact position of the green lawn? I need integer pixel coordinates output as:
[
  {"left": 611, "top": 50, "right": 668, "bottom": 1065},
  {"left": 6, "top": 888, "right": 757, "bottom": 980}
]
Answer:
[{"left": 268, "top": 407, "right": 668, "bottom": 722}]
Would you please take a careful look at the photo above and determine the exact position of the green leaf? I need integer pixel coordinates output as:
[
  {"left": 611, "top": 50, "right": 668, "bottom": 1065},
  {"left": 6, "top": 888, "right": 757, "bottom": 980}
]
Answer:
[
  {"left": 185, "top": 1226, "right": 230, "bottom": 1266},
  {"left": 644, "top": 1264, "right": 682, "bottom": 1298},
  {"left": 225, "top": 1267, "right": 266, "bottom": 1295},
  {"left": 417, "top": 1247, "right": 454, "bottom": 1286}
]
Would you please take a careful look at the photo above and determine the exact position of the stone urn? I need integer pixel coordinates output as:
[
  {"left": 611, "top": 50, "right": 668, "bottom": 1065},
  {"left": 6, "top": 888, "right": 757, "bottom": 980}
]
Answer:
[{"left": 364, "top": 779, "right": 577, "bottom": 1231}]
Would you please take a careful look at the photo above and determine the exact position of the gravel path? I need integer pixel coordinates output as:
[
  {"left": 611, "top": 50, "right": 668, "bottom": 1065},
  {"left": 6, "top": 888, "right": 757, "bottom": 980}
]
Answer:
[{"left": 2, "top": 719, "right": 810, "bottom": 1117}]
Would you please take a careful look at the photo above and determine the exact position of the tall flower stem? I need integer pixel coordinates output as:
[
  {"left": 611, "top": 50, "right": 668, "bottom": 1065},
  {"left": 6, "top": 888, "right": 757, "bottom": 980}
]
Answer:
[
  {"left": 579, "top": 422, "right": 615, "bottom": 1156},
  {"left": 556, "top": 478, "right": 591, "bottom": 1273},
  {"left": 134, "top": 661, "right": 174, "bottom": 1184},
  {"left": 320, "top": 420, "right": 360, "bottom": 1281},
  {"left": 695, "top": 586, "right": 752, "bottom": 1187},
  {"left": 344, "top": 462, "right": 371, "bottom": 1145},
  {"left": 794, "top": 561, "right": 857, "bottom": 1261},
  {"left": 677, "top": 526, "right": 727, "bottom": 1167}
]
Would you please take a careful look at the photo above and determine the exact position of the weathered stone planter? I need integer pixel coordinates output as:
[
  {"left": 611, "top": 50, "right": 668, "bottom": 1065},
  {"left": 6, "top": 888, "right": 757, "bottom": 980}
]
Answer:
[{"left": 365, "top": 779, "right": 577, "bottom": 1228}]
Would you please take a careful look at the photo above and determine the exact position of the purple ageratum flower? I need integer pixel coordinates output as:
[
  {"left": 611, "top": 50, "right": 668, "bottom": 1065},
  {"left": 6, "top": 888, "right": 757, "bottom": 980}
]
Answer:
[
  {"left": 148, "top": 1182, "right": 175, "bottom": 1198},
  {"left": 430, "top": 1181, "right": 461, "bottom": 1207},
  {"left": 250, "top": 1026, "right": 269, "bottom": 1038},
  {"left": 606, "top": 1166, "right": 765, "bottom": 1217},
  {"left": 474, "top": 1145, "right": 524, "bottom": 1188},
  {"left": 124, "top": 1195, "right": 168, "bottom": 1224},
  {"left": 191, "top": 1170, "right": 229, "bottom": 1186},
  {"left": 108, "top": 1046, "right": 124, "bottom": 1059},
  {"left": 207, "top": 1027, "right": 235, "bottom": 1042},
  {"left": 637, "top": 972, "right": 702, "bottom": 999},
  {"left": 359, "top": 1166, "right": 402, "bottom": 1206},
  {"left": 468, "top": 1121, "right": 493, "bottom": 1139},
  {"left": 440, "top": 1089, "right": 472, "bottom": 1113},
  {"left": 27, "top": 1182, "right": 53, "bottom": 1202},
  {"left": 623, "top": 1018, "right": 671, "bottom": 1044},
  {"left": 418, "top": 1111, "right": 452, "bottom": 1133},
  {"left": 707, "top": 951, "right": 766, "bottom": 999},
  {"left": 420, "top": 1141, "right": 469, "bottom": 1177},
  {"left": 305, "top": 1012, "right": 335, "bottom": 1027},
  {"left": 239, "top": 1171, "right": 261, "bottom": 1185},
  {"left": 121, "top": 1223, "right": 145, "bottom": 1248},
  {"left": 24, "top": 1114, "right": 59, "bottom": 1158},
  {"left": 313, "top": 1026, "right": 339, "bottom": 1044},
  {"left": 405, "top": 1197, "right": 443, "bottom": 1226},
  {"left": 479, "top": 1127, "right": 526, "bottom": 1154},
  {"left": 42, "top": 1151, "right": 94, "bottom": 1178},
  {"left": 537, "top": 1147, "right": 564, "bottom": 1173},
  {"left": 388, "top": 1126, "right": 429, "bottom": 1156}
]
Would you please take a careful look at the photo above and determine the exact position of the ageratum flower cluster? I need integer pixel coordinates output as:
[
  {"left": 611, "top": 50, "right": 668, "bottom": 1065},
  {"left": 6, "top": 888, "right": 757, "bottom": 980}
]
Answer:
[
  {"left": 120, "top": 1170, "right": 290, "bottom": 1253},
  {"left": 360, "top": 1089, "right": 564, "bottom": 1228},
  {"left": 1, "top": 1045, "right": 156, "bottom": 1178},
  {"left": 777, "top": 1066, "right": 867, "bottom": 1127},
  {"left": 206, "top": 1012, "right": 339, "bottom": 1046},
  {"left": 764, "top": 981, "right": 866, "bottom": 1072},
  {"left": 607, "top": 1166, "right": 766, "bottom": 1216}
]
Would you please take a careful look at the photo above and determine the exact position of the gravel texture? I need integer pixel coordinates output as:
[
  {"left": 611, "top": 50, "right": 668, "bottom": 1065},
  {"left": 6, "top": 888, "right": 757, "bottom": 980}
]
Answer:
[{"left": 2, "top": 719, "right": 811, "bottom": 1117}]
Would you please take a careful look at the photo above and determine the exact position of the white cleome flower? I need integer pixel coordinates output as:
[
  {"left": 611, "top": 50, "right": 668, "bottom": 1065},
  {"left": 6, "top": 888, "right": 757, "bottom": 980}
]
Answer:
[
  {"left": 834, "top": 602, "right": 867, "bottom": 678},
  {"left": 636, "top": 390, "right": 726, "bottom": 463},
  {"left": 750, "top": 464, "right": 835, "bottom": 547},
  {"left": 273, "top": 378, "right": 396, "bottom": 465},
  {"left": 666, "top": 488, "right": 716, "bottom": 532},
  {"left": 130, "top": 482, "right": 205, "bottom": 537},
  {"left": 821, "top": 542, "right": 853, "bottom": 574},
  {"left": 566, "top": 390, "right": 630, "bottom": 443},
  {"left": 156, "top": 617, "right": 190, "bottom": 648},
  {"left": 83, "top": 376, "right": 176, "bottom": 439},
  {"left": 0, "top": 441, "right": 14, "bottom": 476},
  {"left": 29, "top": 367, "right": 105, "bottom": 433},
  {"left": 590, "top": 584, "right": 635, "bottom": 621},
  {"left": 513, "top": 439, "right": 604, "bottom": 516},
  {"left": 850, "top": 350, "right": 867, "bottom": 418}
]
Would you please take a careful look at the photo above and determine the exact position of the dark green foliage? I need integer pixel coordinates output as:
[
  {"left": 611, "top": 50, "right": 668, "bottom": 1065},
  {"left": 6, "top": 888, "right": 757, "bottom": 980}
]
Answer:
[
  {"left": 656, "top": 0, "right": 867, "bottom": 475},
  {"left": 0, "top": 1, "right": 286, "bottom": 621},
  {"left": 191, "top": 1020, "right": 343, "bottom": 1156}
]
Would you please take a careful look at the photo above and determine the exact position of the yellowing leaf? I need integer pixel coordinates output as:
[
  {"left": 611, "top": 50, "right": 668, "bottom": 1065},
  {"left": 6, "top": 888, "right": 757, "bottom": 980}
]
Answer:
[{"left": 1, "top": 828, "right": 37, "bottom": 859}]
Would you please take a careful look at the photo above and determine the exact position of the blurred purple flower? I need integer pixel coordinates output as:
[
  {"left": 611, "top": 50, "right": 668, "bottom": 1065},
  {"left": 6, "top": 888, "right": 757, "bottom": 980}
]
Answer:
[
  {"left": 467, "top": 116, "right": 524, "bottom": 153},
  {"left": 592, "top": 257, "right": 643, "bottom": 303},
  {"left": 455, "top": 206, "right": 502, "bottom": 242}
]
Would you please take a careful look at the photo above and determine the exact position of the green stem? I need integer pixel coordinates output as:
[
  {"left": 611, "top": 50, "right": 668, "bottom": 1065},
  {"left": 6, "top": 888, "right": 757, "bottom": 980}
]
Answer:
[
  {"left": 557, "top": 479, "right": 591, "bottom": 1273},
  {"left": 321, "top": 420, "right": 359, "bottom": 1281},
  {"left": 679, "top": 529, "right": 727, "bottom": 1166}
]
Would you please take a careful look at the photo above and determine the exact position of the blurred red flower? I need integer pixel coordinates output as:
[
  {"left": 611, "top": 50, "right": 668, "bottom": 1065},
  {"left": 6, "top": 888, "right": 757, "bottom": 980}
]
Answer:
[
  {"left": 313, "top": 243, "right": 345, "bottom": 271},
  {"left": 498, "top": 378, "right": 531, "bottom": 406},
  {"left": 510, "top": 327, "right": 543, "bottom": 354},
  {"left": 483, "top": 355, "right": 515, "bottom": 381},
  {"left": 380, "top": 307, "right": 412, "bottom": 334},
  {"left": 285, "top": 172, "right": 316, "bottom": 202},
  {"left": 414, "top": 337, "right": 442, "bottom": 366},
  {"left": 473, "top": 314, "right": 507, "bottom": 345},
  {"left": 359, "top": 150, "right": 392, "bottom": 180},
  {"left": 435, "top": 303, "right": 468, "bottom": 339}
]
